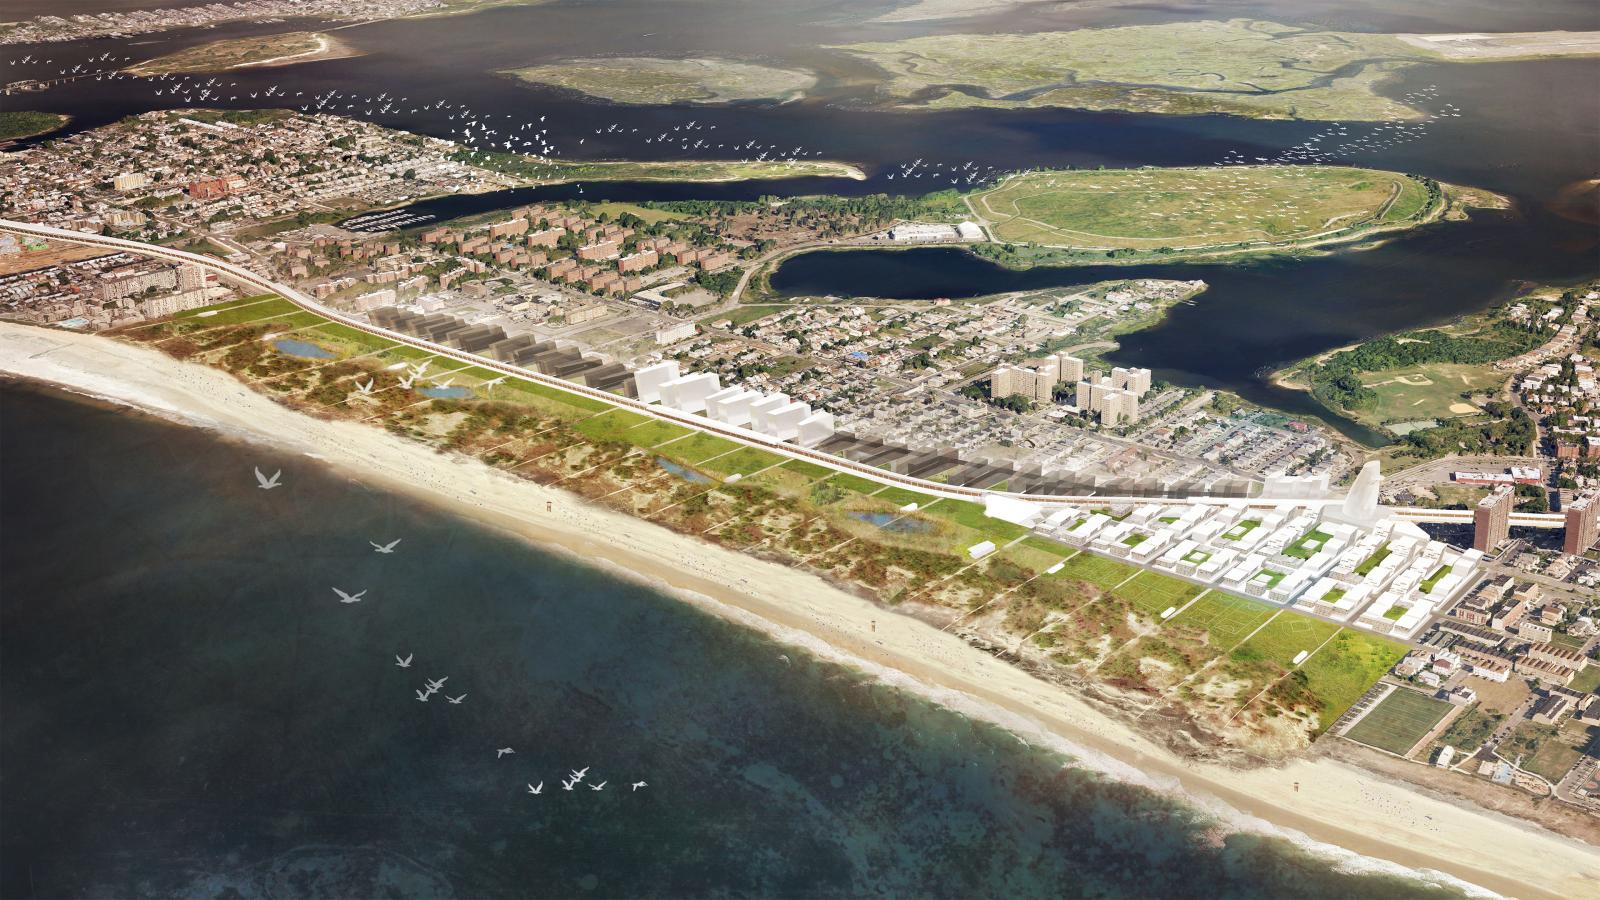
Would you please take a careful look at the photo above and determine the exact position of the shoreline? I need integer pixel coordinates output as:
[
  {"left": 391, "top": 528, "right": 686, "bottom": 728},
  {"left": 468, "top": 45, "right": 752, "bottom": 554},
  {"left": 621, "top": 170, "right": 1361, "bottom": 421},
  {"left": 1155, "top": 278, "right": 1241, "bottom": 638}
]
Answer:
[{"left": 1, "top": 321, "right": 1596, "bottom": 899}]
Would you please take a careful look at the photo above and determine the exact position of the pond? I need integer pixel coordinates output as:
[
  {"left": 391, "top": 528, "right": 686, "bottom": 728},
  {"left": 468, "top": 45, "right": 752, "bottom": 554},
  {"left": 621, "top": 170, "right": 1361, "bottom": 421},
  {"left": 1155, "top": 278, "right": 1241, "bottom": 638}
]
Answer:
[
  {"left": 656, "top": 457, "right": 714, "bottom": 484},
  {"left": 421, "top": 386, "right": 474, "bottom": 399},
  {"left": 272, "top": 338, "right": 335, "bottom": 359},
  {"left": 848, "top": 510, "right": 937, "bottom": 535}
]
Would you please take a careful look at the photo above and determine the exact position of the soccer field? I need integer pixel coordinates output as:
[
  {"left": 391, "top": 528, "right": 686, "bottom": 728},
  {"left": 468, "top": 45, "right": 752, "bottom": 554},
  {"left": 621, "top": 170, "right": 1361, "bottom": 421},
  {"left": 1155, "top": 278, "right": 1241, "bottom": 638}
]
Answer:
[
  {"left": 971, "top": 166, "right": 1426, "bottom": 251},
  {"left": 1344, "top": 688, "right": 1453, "bottom": 755}
]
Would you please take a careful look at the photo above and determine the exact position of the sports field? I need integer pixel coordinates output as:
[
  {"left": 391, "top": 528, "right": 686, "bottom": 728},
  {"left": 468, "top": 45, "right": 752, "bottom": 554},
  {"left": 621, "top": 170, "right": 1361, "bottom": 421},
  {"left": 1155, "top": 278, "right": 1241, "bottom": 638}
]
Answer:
[
  {"left": 1111, "top": 572, "right": 1204, "bottom": 615},
  {"left": 1345, "top": 688, "right": 1454, "bottom": 755},
  {"left": 1355, "top": 362, "right": 1504, "bottom": 426},
  {"left": 971, "top": 166, "right": 1429, "bottom": 251}
]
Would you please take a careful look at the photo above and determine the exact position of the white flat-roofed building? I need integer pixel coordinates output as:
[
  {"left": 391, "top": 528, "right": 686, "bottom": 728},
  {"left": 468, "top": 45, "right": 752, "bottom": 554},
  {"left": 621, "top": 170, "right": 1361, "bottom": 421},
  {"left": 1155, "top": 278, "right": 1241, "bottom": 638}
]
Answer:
[
  {"left": 633, "top": 361, "right": 680, "bottom": 404},
  {"left": 705, "top": 387, "right": 761, "bottom": 425},
  {"left": 796, "top": 411, "right": 836, "bottom": 447},
  {"left": 658, "top": 372, "right": 721, "bottom": 413},
  {"left": 761, "top": 401, "right": 812, "bottom": 440},
  {"left": 748, "top": 393, "right": 791, "bottom": 433}
]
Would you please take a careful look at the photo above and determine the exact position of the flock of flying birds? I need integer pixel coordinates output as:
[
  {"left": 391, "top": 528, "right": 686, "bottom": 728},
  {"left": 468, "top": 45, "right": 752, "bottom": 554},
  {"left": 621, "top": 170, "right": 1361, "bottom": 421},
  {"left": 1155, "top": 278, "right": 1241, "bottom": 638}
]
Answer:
[
  {"left": 251, "top": 464, "right": 648, "bottom": 799},
  {"left": 5, "top": 48, "right": 1475, "bottom": 196}
]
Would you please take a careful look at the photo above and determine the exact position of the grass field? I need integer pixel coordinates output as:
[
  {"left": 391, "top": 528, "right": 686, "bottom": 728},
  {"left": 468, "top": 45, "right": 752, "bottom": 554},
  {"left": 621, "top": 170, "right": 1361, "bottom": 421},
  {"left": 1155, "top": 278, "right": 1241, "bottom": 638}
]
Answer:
[
  {"left": 1353, "top": 362, "right": 1504, "bottom": 427},
  {"left": 972, "top": 166, "right": 1428, "bottom": 252},
  {"left": 1295, "top": 630, "right": 1409, "bottom": 732},
  {"left": 1345, "top": 688, "right": 1454, "bottom": 755},
  {"left": 1055, "top": 552, "right": 1140, "bottom": 590},
  {"left": 1170, "top": 592, "right": 1277, "bottom": 647},
  {"left": 1111, "top": 572, "right": 1204, "bottom": 615},
  {"left": 698, "top": 446, "right": 786, "bottom": 477},
  {"left": 1504, "top": 720, "right": 1596, "bottom": 782},
  {"left": 1238, "top": 613, "right": 1341, "bottom": 666}
]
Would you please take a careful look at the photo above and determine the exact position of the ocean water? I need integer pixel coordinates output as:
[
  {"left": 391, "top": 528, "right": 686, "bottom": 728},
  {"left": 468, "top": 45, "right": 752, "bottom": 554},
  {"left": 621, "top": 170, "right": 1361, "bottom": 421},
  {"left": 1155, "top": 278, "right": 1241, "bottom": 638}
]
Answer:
[{"left": 0, "top": 382, "right": 1484, "bottom": 898}]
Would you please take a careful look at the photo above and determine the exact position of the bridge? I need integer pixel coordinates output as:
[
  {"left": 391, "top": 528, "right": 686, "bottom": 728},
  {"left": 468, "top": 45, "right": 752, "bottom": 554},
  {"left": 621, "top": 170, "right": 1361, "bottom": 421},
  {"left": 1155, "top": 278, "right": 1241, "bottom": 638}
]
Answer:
[{"left": 1, "top": 218, "right": 1567, "bottom": 529}]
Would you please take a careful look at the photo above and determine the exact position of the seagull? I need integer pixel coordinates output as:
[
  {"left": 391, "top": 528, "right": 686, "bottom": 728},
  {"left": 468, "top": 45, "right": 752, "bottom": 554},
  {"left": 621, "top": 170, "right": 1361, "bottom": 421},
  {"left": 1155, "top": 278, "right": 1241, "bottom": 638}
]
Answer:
[
  {"left": 590, "top": 781, "right": 606, "bottom": 791},
  {"left": 396, "top": 653, "right": 413, "bottom": 668},
  {"left": 415, "top": 689, "right": 430, "bottom": 702},
  {"left": 426, "top": 676, "right": 448, "bottom": 691},
  {"left": 528, "top": 782, "right": 543, "bottom": 795},
  {"left": 447, "top": 693, "right": 466, "bottom": 704},
  {"left": 254, "top": 467, "right": 282, "bottom": 489},
  {"left": 371, "top": 539, "right": 401, "bottom": 554},
  {"left": 570, "top": 766, "right": 589, "bottom": 781},
  {"left": 562, "top": 778, "right": 576, "bottom": 791},
  {"left": 355, "top": 377, "right": 375, "bottom": 394},
  {"left": 333, "top": 588, "right": 367, "bottom": 603},
  {"left": 496, "top": 747, "right": 514, "bottom": 758},
  {"left": 631, "top": 781, "right": 647, "bottom": 791}
]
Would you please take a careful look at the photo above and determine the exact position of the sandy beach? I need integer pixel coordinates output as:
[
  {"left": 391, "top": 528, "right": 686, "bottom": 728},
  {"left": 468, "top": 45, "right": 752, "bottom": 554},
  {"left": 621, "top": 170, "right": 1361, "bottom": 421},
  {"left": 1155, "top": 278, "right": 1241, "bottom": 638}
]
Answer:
[{"left": 2, "top": 321, "right": 1596, "bottom": 899}]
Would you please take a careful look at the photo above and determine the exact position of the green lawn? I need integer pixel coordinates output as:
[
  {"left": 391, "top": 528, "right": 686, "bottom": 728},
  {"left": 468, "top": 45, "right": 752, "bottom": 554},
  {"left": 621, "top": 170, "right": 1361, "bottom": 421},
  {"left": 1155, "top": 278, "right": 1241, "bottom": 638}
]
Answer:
[
  {"left": 174, "top": 295, "right": 277, "bottom": 318},
  {"left": 574, "top": 409, "right": 656, "bottom": 443},
  {"left": 1344, "top": 688, "right": 1453, "bottom": 755},
  {"left": 659, "top": 432, "right": 745, "bottom": 465},
  {"left": 1285, "top": 528, "right": 1334, "bottom": 560},
  {"left": 779, "top": 459, "right": 835, "bottom": 480},
  {"left": 1354, "top": 543, "right": 1392, "bottom": 576},
  {"left": 1182, "top": 549, "right": 1212, "bottom": 565},
  {"left": 922, "top": 500, "right": 1031, "bottom": 545},
  {"left": 1419, "top": 565, "right": 1452, "bottom": 594},
  {"left": 1121, "top": 533, "right": 1148, "bottom": 547},
  {"left": 874, "top": 487, "right": 941, "bottom": 508},
  {"left": 1250, "top": 568, "right": 1287, "bottom": 589},
  {"left": 699, "top": 446, "right": 787, "bottom": 477},
  {"left": 1221, "top": 519, "right": 1262, "bottom": 541},
  {"left": 179, "top": 297, "right": 301, "bottom": 326}
]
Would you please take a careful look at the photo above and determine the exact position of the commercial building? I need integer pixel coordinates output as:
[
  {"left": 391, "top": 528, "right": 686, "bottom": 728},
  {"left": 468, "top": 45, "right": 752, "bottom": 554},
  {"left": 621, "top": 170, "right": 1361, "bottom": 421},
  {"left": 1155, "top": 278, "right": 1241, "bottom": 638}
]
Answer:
[
  {"left": 1566, "top": 490, "right": 1599, "bottom": 555},
  {"left": 1472, "top": 484, "right": 1513, "bottom": 552}
]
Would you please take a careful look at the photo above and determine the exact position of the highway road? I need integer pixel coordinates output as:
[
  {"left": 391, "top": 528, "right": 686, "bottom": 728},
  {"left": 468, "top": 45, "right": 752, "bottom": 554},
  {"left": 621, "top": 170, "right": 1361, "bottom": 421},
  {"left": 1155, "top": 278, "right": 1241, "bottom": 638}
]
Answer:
[{"left": 0, "top": 218, "right": 1567, "bottom": 529}]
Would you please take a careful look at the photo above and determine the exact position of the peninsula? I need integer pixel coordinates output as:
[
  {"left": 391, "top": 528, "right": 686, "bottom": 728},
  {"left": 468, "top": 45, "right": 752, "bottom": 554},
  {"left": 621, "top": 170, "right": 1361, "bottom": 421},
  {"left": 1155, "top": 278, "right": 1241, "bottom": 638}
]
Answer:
[{"left": 126, "top": 32, "right": 364, "bottom": 75}]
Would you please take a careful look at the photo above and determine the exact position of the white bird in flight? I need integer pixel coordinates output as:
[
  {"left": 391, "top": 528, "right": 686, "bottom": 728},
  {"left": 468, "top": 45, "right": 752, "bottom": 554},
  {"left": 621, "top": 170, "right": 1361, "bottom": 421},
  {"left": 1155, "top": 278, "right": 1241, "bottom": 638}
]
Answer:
[
  {"left": 355, "top": 377, "right": 375, "bottom": 394},
  {"left": 590, "top": 781, "right": 606, "bottom": 791},
  {"left": 333, "top": 588, "right": 367, "bottom": 604},
  {"left": 426, "top": 676, "right": 448, "bottom": 691},
  {"left": 371, "top": 539, "right": 401, "bottom": 554},
  {"left": 570, "top": 766, "right": 589, "bottom": 781},
  {"left": 447, "top": 693, "right": 466, "bottom": 704},
  {"left": 497, "top": 747, "right": 514, "bottom": 758},
  {"left": 631, "top": 781, "right": 647, "bottom": 791},
  {"left": 528, "top": 782, "right": 543, "bottom": 795},
  {"left": 395, "top": 653, "right": 413, "bottom": 668},
  {"left": 415, "top": 689, "right": 430, "bottom": 702},
  {"left": 562, "top": 778, "right": 576, "bottom": 791},
  {"left": 254, "top": 467, "right": 282, "bottom": 489}
]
